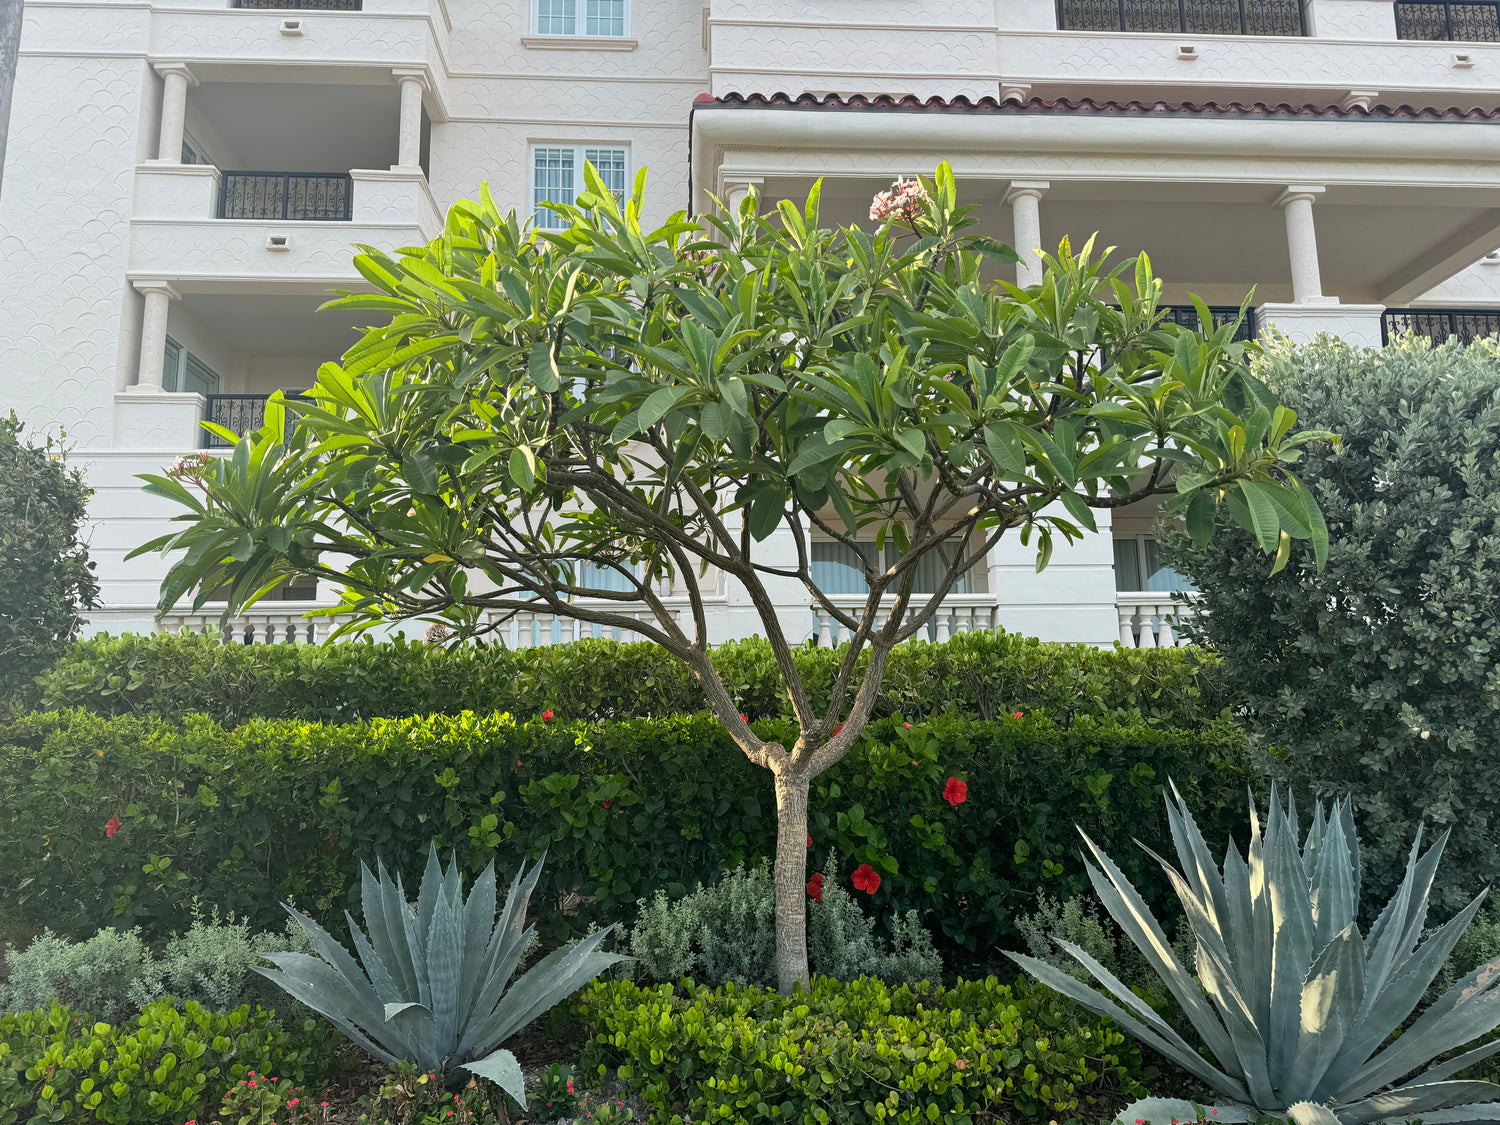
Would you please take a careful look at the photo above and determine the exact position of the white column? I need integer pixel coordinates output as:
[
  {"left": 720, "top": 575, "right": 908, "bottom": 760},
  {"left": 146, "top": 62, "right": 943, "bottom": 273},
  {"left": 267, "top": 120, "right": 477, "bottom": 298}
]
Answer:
[
  {"left": 1004, "top": 181, "right": 1049, "bottom": 287},
  {"left": 1276, "top": 185, "right": 1332, "bottom": 304},
  {"left": 129, "top": 282, "right": 180, "bottom": 393},
  {"left": 393, "top": 69, "right": 429, "bottom": 171},
  {"left": 722, "top": 176, "right": 762, "bottom": 215},
  {"left": 153, "top": 63, "right": 197, "bottom": 164}
]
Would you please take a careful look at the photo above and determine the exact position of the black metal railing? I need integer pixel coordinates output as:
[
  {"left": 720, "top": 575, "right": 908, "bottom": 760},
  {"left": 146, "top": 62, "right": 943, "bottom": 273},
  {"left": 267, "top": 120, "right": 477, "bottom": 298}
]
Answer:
[
  {"left": 1160, "top": 304, "right": 1259, "bottom": 342},
  {"left": 218, "top": 172, "right": 353, "bottom": 221},
  {"left": 232, "top": 0, "right": 361, "bottom": 9},
  {"left": 1382, "top": 308, "right": 1500, "bottom": 345},
  {"left": 1058, "top": 0, "right": 1304, "bottom": 33},
  {"left": 201, "top": 394, "right": 310, "bottom": 448},
  {"left": 1394, "top": 0, "right": 1500, "bottom": 38}
]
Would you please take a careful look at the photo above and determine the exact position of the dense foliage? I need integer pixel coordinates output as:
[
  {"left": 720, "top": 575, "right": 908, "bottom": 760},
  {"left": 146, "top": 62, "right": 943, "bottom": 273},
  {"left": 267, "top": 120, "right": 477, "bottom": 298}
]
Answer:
[
  {"left": 577, "top": 974, "right": 1149, "bottom": 1124},
  {"left": 0, "top": 413, "right": 98, "bottom": 711},
  {"left": 1162, "top": 337, "right": 1500, "bottom": 910},
  {"left": 40, "top": 629, "right": 1227, "bottom": 728},
  {"left": 0, "top": 708, "right": 1250, "bottom": 949},
  {"left": 0, "top": 1000, "right": 345, "bottom": 1124}
]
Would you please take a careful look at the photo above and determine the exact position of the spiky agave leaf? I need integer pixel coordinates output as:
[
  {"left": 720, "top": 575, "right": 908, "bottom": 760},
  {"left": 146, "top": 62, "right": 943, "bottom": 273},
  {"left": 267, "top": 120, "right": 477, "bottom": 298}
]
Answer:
[
  {"left": 1113, "top": 1097, "right": 1252, "bottom": 1124},
  {"left": 1010, "top": 784, "right": 1500, "bottom": 1123},
  {"left": 256, "top": 845, "right": 628, "bottom": 1102}
]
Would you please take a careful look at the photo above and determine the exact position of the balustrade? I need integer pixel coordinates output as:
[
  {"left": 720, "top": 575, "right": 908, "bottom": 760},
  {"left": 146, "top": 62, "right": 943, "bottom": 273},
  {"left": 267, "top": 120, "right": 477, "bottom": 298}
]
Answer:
[
  {"left": 158, "top": 605, "right": 347, "bottom": 644},
  {"left": 1058, "top": 0, "right": 1304, "bottom": 34},
  {"left": 811, "top": 596, "right": 997, "bottom": 647},
  {"left": 1382, "top": 307, "right": 1500, "bottom": 345},
  {"left": 1115, "top": 594, "right": 1201, "bottom": 649}
]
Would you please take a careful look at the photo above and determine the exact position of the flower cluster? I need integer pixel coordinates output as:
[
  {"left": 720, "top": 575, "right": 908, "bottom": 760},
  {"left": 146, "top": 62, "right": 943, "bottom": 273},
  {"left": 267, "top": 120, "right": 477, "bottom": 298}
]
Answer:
[
  {"left": 869, "top": 177, "right": 931, "bottom": 224},
  {"left": 208, "top": 1071, "right": 329, "bottom": 1125},
  {"left": 166, "top": 452, "right": 213, "bottom": 483}
]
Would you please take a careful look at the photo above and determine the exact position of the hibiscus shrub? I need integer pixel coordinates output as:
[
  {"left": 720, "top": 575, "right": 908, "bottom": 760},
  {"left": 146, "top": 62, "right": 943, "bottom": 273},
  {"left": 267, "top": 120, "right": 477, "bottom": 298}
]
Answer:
[
  {"left": 0, "top": 708, "right": 1249, "bottom": 948},
  {"left": 576, "top": 974, "right": 1148, "bottom": 1124},
  {"left": 39, "top": 629, "right": 1226, "bottom": 728}
]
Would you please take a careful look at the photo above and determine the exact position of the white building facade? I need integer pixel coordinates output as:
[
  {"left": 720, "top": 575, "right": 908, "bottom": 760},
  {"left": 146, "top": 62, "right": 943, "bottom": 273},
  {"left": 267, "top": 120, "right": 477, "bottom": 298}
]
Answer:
[{"left": 2, "top": 0, "right": 1498, "bottom": 648}]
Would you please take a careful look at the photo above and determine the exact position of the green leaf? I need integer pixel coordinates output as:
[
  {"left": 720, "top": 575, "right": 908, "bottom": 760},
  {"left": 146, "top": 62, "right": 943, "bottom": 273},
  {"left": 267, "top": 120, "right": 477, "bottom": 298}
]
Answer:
[
  {"left": 509, "top": 448, "right": 536, "bottom": 490},
  {"left": 528, "top": 339, "right": 561, "bottom": 393},
  {"left": 983, "top": 422, "right": 1027, "bottom": 478},
  {"left": 1186, "top": 490, "right": 1216, "bottom": 548}
]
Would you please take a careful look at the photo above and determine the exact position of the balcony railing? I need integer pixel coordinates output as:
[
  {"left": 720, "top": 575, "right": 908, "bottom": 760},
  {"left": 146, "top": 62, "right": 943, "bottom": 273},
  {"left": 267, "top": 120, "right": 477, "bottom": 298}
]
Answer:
[
  {"left": 1117, "top": 593, "right": 1202, "bottom": 649},
  {"left": 1160, "top": 304, "right": 1258, "bottom": 342},
  {"left": 158, "top": 604, "right": 352, "bottom": 644},
  {"left": 232, "top": 0, "right": 361, "bottom": 8},
  {"left": 1382, "top": 307, "right": 1500, "bottom": 346},
  {"left": 218, "top": 172, "right": 353, "bottom": 221},
  {"left": 201, "top": 393, "right": 310, "bottom": 448},
  {"left": 1394, "top": 0, "right": 1500, "bottom": 39},
  {"left": 1058, "top": 0, "right": 1304, "bottom": 34},
  {"left": 812, "top": 593, "right": 997, "bottom": 647}
]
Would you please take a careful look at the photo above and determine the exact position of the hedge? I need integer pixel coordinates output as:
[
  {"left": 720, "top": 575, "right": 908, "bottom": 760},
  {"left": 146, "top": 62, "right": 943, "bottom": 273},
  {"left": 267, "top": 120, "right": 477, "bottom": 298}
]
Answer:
[
  {"left": 38, "top": 629, "right": 1227, "bottom": 728},
  {"left": 576, "top": 975, "right": 1149, "bottom": 1124},
  {"left": 0, "top": 708, "right": 1250, "bottom": 949}
]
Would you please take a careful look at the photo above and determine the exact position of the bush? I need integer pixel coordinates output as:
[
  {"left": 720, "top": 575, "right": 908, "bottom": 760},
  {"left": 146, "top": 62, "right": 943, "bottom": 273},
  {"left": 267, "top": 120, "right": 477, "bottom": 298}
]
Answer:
[
  {"left": 0, "top": 999, "right": 345, "bottom": 1124},
  {"left": 0, "top": 927, "right": 149, "bottom": 1020},
  {"left": 39, "top": 629, "right": 1227, "bottom": 729},
  {"left": 577, "top": 975, "right": 1148, "bottom": 1124},
  {"left": 1012, "top": 893, "right": 1193, "bottom": 999},
  {"left": 1161, "top": 336, "right": 1500, "bottom": 910},
  {"left": 0, "top": 413, "right": 98, "bottom": 712},
  {"left": 0, "top": 708, "right": 1251, "bottom": 951},
  {"left": 628, "top": 858, "right": 942, "bottom": 989}
]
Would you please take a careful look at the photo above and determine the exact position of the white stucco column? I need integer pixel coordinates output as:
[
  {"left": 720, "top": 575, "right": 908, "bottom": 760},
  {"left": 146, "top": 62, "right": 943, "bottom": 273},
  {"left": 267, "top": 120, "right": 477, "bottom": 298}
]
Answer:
[
  {"left": 153, "top": 63, "right": 197, "bottom": 164},
  {"left": 129, "top": 282, "right": 180, "bottom": 393},
  {"left": 393, "top": 69, "right": 429, "bottom": 170},
  {"left": 1276, "top": 185, "right": 1332, "bottom": 304},
  {"left": 722, "top": 176, "right": 762, "bottom": 214},
  {"left": 1004, "top": 181, "right": 1049, "bottom": 287}
]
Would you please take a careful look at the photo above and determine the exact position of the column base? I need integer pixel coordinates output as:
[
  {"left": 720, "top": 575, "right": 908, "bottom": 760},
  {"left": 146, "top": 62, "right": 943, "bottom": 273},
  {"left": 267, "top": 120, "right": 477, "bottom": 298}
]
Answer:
[{"left": 1256, "top": 303, "right": 1386, "bottom": 348}]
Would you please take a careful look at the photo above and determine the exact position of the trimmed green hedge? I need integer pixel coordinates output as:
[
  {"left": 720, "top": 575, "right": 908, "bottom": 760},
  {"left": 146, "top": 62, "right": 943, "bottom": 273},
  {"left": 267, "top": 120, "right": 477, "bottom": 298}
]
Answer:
[
  {"left": 0, "top": 708, "right": 1249, "bottom": 949},
  {"left": 0, "top": 1000, "right": 344, "bottom": 1124},
  {"left": 38, "top": 630, "right": 1226, "bottom": 728},
  {"left": 577, "top": 975, "right": 1149, "bottom": 1124}
]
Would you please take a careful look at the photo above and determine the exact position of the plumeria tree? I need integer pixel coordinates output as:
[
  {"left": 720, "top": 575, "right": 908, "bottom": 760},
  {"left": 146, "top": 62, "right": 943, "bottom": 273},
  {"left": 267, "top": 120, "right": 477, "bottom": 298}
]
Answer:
[{"left": 132, "top": 163, "right": 1332, "bottom": 993}]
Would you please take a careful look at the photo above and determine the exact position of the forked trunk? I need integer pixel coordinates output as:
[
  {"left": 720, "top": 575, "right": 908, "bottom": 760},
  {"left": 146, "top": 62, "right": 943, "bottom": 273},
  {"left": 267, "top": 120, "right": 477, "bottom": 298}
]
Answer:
[{"left": 773, "top": 769, "right": 812, "bottom": 995}]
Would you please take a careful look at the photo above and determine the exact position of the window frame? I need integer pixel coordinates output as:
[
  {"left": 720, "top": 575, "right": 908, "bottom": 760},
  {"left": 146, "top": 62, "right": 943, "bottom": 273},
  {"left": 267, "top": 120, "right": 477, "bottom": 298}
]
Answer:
[
  {"left": 161, "top": 335, "right": 222, "bottom": 396},
  {"left": 529, "top": 143, "right": 630, "bottom": 231},
  {"left": 1112, "top": 533, "right": 1196, "bottom": 594},
  {"left": 532, "top": 0, "right": 630, "bottom": 37}
]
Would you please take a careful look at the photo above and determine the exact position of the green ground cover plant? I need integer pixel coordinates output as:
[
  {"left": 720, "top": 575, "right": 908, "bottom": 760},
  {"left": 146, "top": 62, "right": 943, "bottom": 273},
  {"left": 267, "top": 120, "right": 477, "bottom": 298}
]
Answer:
[{"left": 0, "top": 708, "right": 1249, "bottom": 949}]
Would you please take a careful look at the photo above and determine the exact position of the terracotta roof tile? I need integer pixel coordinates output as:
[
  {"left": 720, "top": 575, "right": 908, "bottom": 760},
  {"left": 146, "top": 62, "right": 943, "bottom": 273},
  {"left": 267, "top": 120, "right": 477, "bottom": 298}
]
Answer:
[{"left": 701, "top": 91, "right": 1500, "bottom": 120}]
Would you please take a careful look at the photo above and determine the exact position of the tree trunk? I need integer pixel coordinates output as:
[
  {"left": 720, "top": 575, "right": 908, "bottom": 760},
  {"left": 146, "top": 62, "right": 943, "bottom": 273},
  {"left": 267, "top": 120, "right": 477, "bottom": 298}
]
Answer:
[
  {"left": 0, "top": 0, "right": 22, "bottom": 192},
  {"left": 772, "top": 769, "right": 811, "bottom": 995}
]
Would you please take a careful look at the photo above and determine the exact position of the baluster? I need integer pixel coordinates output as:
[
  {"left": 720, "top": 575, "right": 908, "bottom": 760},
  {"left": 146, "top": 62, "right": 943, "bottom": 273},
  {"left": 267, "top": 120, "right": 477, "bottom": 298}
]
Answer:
[
  {"left": 1138, "top": 608, "right": 1158, "bottom": 649},
  {"left": 1118, "top": 605, "right": 1137, "bottom": 648},
  {"left": 935, "top": 609, "right": 952, "bottom": 644},
  {"left": 1158, "top": 609, "right": 1177, "bottom": 648}
]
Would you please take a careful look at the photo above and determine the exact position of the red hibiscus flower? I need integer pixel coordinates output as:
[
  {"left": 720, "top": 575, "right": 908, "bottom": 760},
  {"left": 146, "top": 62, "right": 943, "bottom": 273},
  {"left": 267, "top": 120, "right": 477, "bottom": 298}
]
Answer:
[
  {"left": 602, "top": 799, "right": 612, "bottom": 809},
  {"left": 806, "top": 833, "right": 811, "bottom": 847},
  {"left": 740, "top": 713, "right": 749, "bottom": 723},
  {"left": 806, "top": 872, "right": 824, "bottom": 903},
  {"left": 1012, "top": 711, "right": 1024, "bottom": 719},
  {"left": 541, "top": 709, "right": 555, "bottom": 722},
  {"left": 903, "top": 722, "right": 912, "bottom": 729},
  {"left": 944, "top": 777, "right": 968, "bottom": 806},
  {"left": 852, "top": 864, "right": 881, "bottom": 895},
  {"left": 104, "top": 815, "right": 121, "bottom": 838},
  {"left": 834, "top": 723, "right": 843, "bottom": 734}
]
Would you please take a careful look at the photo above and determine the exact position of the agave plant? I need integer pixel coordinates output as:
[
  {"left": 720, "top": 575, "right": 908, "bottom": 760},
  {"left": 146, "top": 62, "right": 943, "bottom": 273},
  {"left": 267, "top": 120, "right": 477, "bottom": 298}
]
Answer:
[
  {"left": 257, "top": 848, "right": 624, "bottom": 1106},
  {"left": 1008, "top": 785, "right": 1500, "bottom": 1125}
]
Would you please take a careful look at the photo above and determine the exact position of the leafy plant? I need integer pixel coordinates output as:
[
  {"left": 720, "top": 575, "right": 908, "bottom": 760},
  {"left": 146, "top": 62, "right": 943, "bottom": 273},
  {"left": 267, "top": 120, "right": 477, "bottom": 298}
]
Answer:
[
  {"left": 1161, "top": 336, "right": 1500, "bottom": 913},
  {"left": 578, "top": 973, "right": 1147, "bottom": 1123},
  {"left": 209, "top": 1071, "right": 330, "bottom": 1125},
  {"left": 130, "top": 159, "right": 1330, "bottom": 991},
  {"left": 256, "top": 848, "right": 624, "bottom": 1105},
  {"left": 1011, "top": 784, "right": 1500, "bottom": 1124},
  {"left": 0, "top": 926, "right": 149, "bottom": 1020},
  {"left": 353, "top": 1061, "right": 509, "bottom": 1125},
  {"left": 0, "top": 412, "right": 98, "bottom": 712},
  {"left": 628, "top": 856, "right": 941, "bottom": 988}
]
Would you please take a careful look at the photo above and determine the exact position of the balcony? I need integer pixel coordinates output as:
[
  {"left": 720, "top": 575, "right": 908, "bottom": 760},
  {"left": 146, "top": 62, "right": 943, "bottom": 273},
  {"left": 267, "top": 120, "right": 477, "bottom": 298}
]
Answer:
[
  {"left": 1116, "top": 592, "right": 1202, "bottom": 648},
  {"left": 233, "top": 0, "right": 361, "bottom": 7},
  {"left": 158, "top": 604, "right": 353, "bottom": 644},
  {"left": 219, "top": 172, "right": 353, "bottom": 222},
  {"left": 811, "top": 593, "right": 999, "bottom": 646},
  {"left": 1160, "top": 304, "right": 1258, "bottom": 342},
  {"left": 202, "top": 393, "right": 311, "bottom": 447},
  {"left": 1395, "top": 0, "right": 1500, "bottom": 38},
  {"left": 1382, "top": 307, "right": 1500, "bottom": 344},
  {"left": 1057, "top": 0, "right": 1304, "bottom": 34}
]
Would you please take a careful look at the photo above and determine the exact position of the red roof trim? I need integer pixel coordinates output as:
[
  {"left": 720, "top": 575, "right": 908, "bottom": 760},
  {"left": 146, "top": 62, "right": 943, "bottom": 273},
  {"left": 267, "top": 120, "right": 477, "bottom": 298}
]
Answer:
[{"left": 702, "top": 91, "right": 1500, "bottom": 121}]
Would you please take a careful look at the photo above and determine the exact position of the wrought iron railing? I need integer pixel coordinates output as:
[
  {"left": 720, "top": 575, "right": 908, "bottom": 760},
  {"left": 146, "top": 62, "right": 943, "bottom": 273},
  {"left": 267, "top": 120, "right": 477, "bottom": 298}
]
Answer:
[
  {"left": 201, "top": 394, "right": 310, "bottom": 448},
  {"left": 1394, "top": 0, "right": 1500, "bottom": 38},
  {"left": 232, "top": 0, "right": 361, "bottom": 9},
  {"left": 1058, "top": 0, "right": 1304, "bottom": 33},
  {"left": 1382, "top": 307, "right": 1500, "bottom": 345},
  {"left": 1160, "top": 304, "right": 1258, "bottom": 342},
  {"left": 218, "top": 172, "right": 353, "bottom": 221}
]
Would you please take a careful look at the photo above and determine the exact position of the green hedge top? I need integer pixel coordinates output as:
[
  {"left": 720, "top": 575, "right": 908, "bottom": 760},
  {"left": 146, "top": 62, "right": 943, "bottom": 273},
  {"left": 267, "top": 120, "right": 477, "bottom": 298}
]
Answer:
[
  {"left": 0, "top": 706, "right": 1250, "bottom": 950},
  {"left": 39, "top": 629, "right": 1226, "bottom": 727}
]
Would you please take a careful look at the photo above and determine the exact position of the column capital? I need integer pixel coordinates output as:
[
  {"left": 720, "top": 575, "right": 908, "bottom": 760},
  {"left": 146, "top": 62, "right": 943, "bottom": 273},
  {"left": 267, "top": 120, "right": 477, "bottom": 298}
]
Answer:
[
  {"left": 1003, "top": 180, "right": 1049, "bottom": 205},
  {"left": 720, "top": 175, "right": 763, "bottom": 190},
  {"left": 999, "top": 82, "right": 1032, "bottom": 103},
  {"left": 1275, "top": 184, "right": 1326, "bottom": 208},
  {"left": 153, "top": 61, "right": 198, "bottom": 87},
  {"left": 132, "top": 280, "right": 182, "bottom": 301},
  {"left": 391, "top": 67, "right": 431, "bottom": 91}
]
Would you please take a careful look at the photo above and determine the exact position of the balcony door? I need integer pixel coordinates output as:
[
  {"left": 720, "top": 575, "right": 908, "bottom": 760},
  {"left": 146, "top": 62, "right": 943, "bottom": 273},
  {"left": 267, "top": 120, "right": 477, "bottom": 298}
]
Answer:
[{"left": 162, "top": 336, "right": 222, "bottom": 396}]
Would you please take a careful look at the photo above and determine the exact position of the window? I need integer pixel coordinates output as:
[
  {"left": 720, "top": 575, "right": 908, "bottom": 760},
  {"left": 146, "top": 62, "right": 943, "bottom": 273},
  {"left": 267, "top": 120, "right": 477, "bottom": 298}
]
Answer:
[
  {"left": 1113, "top": 535, "right": 1197, "bottom": 593},
  {"left": 531, "top": 145, "right": 628, "bottom": 230},
  {"left": 577, "top": 560, "right": 637, "bottom": 593},
  {"left": 181, "top": 135, "right": 205, "bottom": 165},
  {"left": 535, "top": 0, "right": 627, "bottom": 35},
  {"left": 810, "top": 541, "right": 971, "bottom": 596},
  {"left": 161, "top": 336, "right": 221, "bottom": 396}
]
